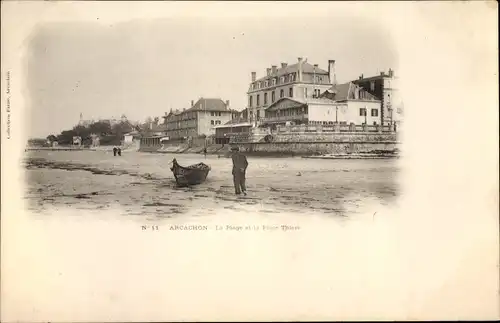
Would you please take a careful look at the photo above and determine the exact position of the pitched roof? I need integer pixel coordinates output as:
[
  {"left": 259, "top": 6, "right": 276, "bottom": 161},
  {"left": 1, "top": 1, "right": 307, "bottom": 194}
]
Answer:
[
  {"left": 352, "top": 71, "right": 395, "bottom": 83},
  {"left": 324, "top": 82, "right": 352, "bottom": 101},
  {"left": 188, "top": 98, "right": 229, "bottom": 112},
  {"left": 323, "top": 82, "right": 379, "bottom": 101},
  {"left": 265, "top": 97, "right": 337, "bottom": 111},
  {"left": 223, "top": 117, "right": 249, "bottom": 125},
  {"left": 254, "top": 61, "right": 328, "bottom": 83},
  {"left": 265, "top": 98, "right": 307, "bottom": 111}
]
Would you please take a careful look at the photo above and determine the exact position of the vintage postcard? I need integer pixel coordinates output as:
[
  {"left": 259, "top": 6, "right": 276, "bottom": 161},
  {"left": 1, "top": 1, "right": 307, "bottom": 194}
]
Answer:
[{"left": 1, "top": 1, "right": 498, "bottom": 321}]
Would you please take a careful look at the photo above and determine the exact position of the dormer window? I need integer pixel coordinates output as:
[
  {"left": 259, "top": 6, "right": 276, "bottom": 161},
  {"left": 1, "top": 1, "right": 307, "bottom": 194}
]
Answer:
[
  {"left": 280, "top": 76, "right": 285, "bottom": 84},
  {"left": 264, "top": 81, "right": 268, "bottom": 87},
  {"left": 272, "top": 78, "right": 276, "bottom": 86}
]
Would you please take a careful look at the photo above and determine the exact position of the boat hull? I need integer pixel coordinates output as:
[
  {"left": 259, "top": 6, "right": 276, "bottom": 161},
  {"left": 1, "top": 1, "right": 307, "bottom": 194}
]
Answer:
[{"left": 170, "top": 160, "right": 210, "bottom": 187}]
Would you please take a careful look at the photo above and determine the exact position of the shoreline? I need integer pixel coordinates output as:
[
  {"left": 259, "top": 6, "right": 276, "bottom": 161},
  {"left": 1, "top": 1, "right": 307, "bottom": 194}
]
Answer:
[{"left": 26, "top": 145, "right": 400, "bottom": 159}]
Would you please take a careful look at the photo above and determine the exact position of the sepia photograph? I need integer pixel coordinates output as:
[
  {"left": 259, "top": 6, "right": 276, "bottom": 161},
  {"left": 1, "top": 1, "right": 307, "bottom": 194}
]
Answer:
[
  {"left": 23, "top": 11, "right": 402, "bottom": 218},
  {"left": 1, "top": 1, "right": 498, "bottom": 322}
]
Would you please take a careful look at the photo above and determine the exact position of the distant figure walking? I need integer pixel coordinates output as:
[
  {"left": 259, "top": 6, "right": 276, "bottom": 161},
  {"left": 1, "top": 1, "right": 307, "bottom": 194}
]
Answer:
[
  {"left": 203, "top": 147, "right": 207, "bottom": 159},
  {"left": 113, "top": 147, "right": 118, "bottom": 156},
  {"left": 231, "top": 146, "right": 248, "bottom": 196},
  {"left": 117, "top": 147, "right": 122, "bottom": 156}
]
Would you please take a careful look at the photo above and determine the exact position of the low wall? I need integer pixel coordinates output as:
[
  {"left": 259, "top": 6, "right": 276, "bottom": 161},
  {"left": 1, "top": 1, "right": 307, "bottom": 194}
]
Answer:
[
  {"left": 232, "top": 132, "right": 399, "bottom": 156},
  {"left": 263, "top": 132, "right": 397, "bottom": 143},
  {"left": 235, "top": 142, "right": 399, "bottom": 157},
  {"left": 139, "top": 132, "right": 400, "bottom": 157}
]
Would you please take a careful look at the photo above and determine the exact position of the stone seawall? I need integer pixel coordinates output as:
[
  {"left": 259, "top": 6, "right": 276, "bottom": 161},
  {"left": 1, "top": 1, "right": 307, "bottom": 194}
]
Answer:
[
  {"left": 249, "top": 131, "right": 397, "bottom": 143},
  {"left": 235, "top": 142, "right": 399, "bottom": 157},
  {"left": 233, "top": 132, "right": 400, "bottom": 156},
  {"left": 139, "top": 132, "right": 400, "bottom": 157}
]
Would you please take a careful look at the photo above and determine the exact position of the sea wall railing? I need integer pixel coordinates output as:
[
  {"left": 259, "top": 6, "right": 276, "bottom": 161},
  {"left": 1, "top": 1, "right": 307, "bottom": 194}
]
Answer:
[{"left": 275, "top": 123, "right": 396, "bottom": 133}]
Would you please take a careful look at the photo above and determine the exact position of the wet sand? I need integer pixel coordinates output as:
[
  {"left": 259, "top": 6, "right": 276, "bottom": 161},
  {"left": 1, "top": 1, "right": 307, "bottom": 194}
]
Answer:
[{"left": 24, "top": 150, "right": 400, "bottom": 218}]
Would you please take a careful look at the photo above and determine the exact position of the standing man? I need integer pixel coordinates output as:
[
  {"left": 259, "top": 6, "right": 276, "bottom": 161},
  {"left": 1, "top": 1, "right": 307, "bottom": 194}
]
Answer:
[{"left": 231, "top": 146, "right": 248, "bottom": 196}]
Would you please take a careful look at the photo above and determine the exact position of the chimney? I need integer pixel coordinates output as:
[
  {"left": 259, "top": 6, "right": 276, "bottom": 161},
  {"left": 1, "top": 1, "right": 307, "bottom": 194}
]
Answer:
[
  {"left": 266, "top": 68, "right": 272, "bottom": 76},
  {"left": 359, "top": 74, "right": 364, "bottom": 80},
  {"left": 191, "top": 100, "right": 194, "bottom": 107},
  {"left": 225, "top": 100, "right": 230, "bottom": 108},
  {"left": 388, "top": 68, "right": 394, "bottom": 77},
  {"left": 298, "top": 57, "right": 304, "bottom": 81},
  {"left": 251, "top": 71, "right": 256, "bottom": 82},
  {"left": 271, "top": 65, "right": 277, "bottom": 74},
  {"left": 281, "top": 62, "right": 287, "bottom": 68},
  {"left": 328, "top": 60, "right": 336, "bottom": 85},
  {"left": 380, "top": 72, "right": 385, "bottom": 76}
]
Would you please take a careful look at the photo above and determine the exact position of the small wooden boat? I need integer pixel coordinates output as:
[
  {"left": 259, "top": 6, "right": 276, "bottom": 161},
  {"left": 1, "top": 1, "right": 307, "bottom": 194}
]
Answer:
[{"left": 170, "top": 158, "right": 211, "bottom": 187}]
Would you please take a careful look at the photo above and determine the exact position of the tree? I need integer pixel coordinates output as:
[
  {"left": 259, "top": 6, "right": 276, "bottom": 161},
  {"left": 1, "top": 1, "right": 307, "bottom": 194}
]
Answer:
[
  {"left": 46, "top": 134, "right": 57, "bottom": 142},
  {"left": 88, "top": 121, "right": 112, "bottom": 136},
  {"left": 57, "top": 130, "right": 77, "bottom": 145}
]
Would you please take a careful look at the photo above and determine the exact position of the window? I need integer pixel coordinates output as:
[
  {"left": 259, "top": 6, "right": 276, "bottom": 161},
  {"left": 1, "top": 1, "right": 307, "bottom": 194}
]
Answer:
[
  {"left": 264, "top": 93, "right": 268, "bottom": 105},
  {"left": 249, "top": 96, "right": 253, "bottom": 107},
  {"left": 264, "top": 81, "right": 268, "bottom": 87},
  {"left": 256, "top": 94, "right": 260, "bottom": 106},
  {"left": 280, "top": 77, "right": 285, "bottom": 83},
  {"left": 305, "top": 88, "right": 308, "bottom": 98},
  {"left": 211, "top": 120, "right": 215, "bottom": 125},
  {"left": 360, "top": 108, "right": 367, "bottom": 116},
  {"left": 272, "top": 91, "right": 275, "bottom": 102},
  {"left": 280, "top": 89, "right": 284, "bottom": 98},
  {"left": 370, "top": 81, "right": 375, "bottom": 92},
  {"left": 257, "top": 110, "right": 260, "bottom": 119},
  {"left": 373, "top": 121, "right": 377, "bottom": 125},
  {"left": 272, "top": 79, "right": 276, "bottom": 86},
  {"left": 289, "top": 87, "right": 293, "bottom": 97},
  {"left": 371, "top": 109, "right": 378, "bottom": 117},
  {"left": 210, "top": 112, "right": 214, "bottom": 116}
]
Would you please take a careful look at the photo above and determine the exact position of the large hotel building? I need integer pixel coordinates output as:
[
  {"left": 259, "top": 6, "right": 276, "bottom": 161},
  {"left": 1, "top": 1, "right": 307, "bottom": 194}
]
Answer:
[{"left": 247, "top": 57, "right": 335, "bottom": 124}]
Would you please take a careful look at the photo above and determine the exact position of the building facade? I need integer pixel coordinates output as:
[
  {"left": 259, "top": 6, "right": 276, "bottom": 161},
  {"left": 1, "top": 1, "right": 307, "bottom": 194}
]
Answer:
[
  {"left": 214, "top": 119, "right": 253, "bottom": 144},
  {"left": 352, "top": 69, "right": 403, "bottom": 125},
  {"left": 162, "top": 98, "right": 239, "bottom": 140},
  {"left": 261, "top": 81, "right": 381, "bottom": 126},
  {"left": 247, "top": 57, "right": 337, "bottom": 125}
]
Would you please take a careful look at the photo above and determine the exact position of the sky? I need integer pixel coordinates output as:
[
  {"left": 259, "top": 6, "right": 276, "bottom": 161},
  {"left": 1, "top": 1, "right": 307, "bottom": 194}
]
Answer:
[{"left": 26, "top": 13, "right": 397, "bottom": 138}]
